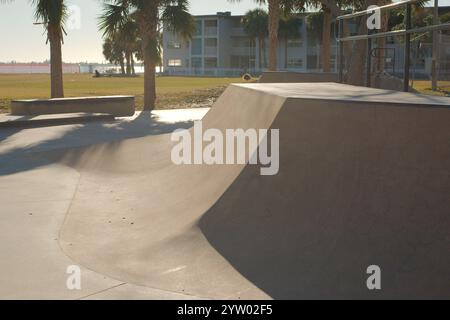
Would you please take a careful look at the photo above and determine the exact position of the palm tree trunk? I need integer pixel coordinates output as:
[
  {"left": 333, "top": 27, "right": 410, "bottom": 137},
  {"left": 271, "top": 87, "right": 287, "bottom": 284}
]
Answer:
[
  {"left": 345, "top": 17, "right": 368, "bottom": 85},
  {"left": 137, "top": 2, "right": 159, "bottom": 110},
  {"left": 120, "top": 58, "right": 125, "bottom": 75},
  {"left": 143, "top": 51, "right": 156, "bottom": 110},
  {"left": 321, "top": 7, "right": 332, "bottom": 72},
  {"left": 131, "top": 55, "right": 135, "bottom": 75},
  {"left": 126, "top": 51, "right": 132, "bottom": 75},
  {"left": 345, "top": 0, "right": 378, "bottom": 85},
  {"left": 49, "top": 25, "right": 64, "bottom": 98},
  {"left": 268, "top": 0, "right": 280, "bottom": 71}
]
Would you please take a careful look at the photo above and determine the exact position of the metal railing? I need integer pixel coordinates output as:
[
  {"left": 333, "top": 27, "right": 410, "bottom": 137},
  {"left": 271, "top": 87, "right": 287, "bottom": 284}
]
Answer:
[{"left": 337, "top": 0, "right": 450, "bottom": 91}]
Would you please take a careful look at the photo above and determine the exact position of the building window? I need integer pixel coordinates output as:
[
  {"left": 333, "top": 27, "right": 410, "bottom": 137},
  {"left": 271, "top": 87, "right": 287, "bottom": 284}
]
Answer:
[
  {"left": 204, "top": 38, "right": 218, "bottom": 56},
  {"left": 194, "top": 20, "right": 202, "bottom": 36},
  {"left": 232, "top": 37, "right": 253, "bottom": 48},
  {"left": 191, "top": 38, "right": 202, "bottom": 55},
  {"left": 204, "top": 20, "right": 218, "bottom": 36},
  {"left": 167, "top": 41, "right": 181, "bottom": 49},
  {"left": 204, "top": 57, "right": 217, "bottom": 68},
  {"left": 167, "top": 59, "right": 182, "bottom": 67},
  {"left": 287, "top": 39, "right": 303, "bottom": 48},
  {"left": 287, "top": 58, "right": 303, "bottom": 68},
  {"left": 205, "top": 20, "right": 217, "bottom": 28},
  {"left": 191, "top": 57, "right": 202, "bottom": 69},
  {"left": 230, "top": 55, "right": 254, "bottom": 69},
  {"left": 205, "top": 38, "right": 217, "bottom": 47}
]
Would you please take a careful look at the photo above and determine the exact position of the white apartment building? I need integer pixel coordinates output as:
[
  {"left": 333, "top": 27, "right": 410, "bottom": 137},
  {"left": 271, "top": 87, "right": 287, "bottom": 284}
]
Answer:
[
  {"left": 162, "top": 9, "right": 450, "bottom": 78},
  {"left": 162, "top": 11, "right": 332, "bottom": 76}
]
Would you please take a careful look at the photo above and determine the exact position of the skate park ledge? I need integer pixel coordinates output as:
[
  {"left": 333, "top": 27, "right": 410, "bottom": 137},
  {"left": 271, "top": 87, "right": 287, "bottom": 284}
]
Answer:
[{"left": 10, "top": 95, "right": 135, "bottom": 117}]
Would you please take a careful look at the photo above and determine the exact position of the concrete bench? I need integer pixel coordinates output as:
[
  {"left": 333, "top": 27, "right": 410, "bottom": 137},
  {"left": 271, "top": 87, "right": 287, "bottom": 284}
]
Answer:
[{"left": 11, "top": 95, "right": 135, "bottom": 117}]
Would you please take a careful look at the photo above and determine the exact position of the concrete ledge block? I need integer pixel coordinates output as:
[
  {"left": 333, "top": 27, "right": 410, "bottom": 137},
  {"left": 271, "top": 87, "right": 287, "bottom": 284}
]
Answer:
[{"left": 11, "top": 95, "right": 135, "bottom": 117}]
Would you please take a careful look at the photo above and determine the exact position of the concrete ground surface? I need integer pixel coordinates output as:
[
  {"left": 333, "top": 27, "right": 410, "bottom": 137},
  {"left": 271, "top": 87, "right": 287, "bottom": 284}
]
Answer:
[
  {"left": 0, "top": 113, "right": 115, "bottom": 128},
  {"left": 1, "top": 83, "right": 449, "bottom": 299},
  {"left": 0, "top": 108, "right": 208, "bottom": 300}
]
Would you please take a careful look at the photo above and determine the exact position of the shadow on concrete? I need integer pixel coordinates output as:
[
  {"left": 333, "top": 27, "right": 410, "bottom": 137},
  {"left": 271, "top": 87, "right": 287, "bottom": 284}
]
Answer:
[
  {"left": 198, "top": 102, "right": 450, "bottom": 299},
  {"left": 0, "top": 111, "right": 195, "bottom": 176}
]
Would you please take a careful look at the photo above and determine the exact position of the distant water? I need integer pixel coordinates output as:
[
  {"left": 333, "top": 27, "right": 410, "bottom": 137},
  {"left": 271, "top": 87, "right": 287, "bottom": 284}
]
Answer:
[
  {"left": 95, "top": 65, "right": 161, "bottom": 74},
  {"left": 0, "top": 64, "right": 162, "bottom": 74}
]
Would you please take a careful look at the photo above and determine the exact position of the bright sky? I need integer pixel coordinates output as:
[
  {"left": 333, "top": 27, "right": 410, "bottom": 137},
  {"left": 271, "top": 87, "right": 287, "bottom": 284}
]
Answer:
[{"left": 0, "top": 0, "right": 446, "bottom": 63}]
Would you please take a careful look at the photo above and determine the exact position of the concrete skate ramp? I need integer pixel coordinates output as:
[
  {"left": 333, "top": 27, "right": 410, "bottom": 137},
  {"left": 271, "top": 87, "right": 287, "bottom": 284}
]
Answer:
[{"left": 59, "top": 83, "right": 450, "bottom": 299}]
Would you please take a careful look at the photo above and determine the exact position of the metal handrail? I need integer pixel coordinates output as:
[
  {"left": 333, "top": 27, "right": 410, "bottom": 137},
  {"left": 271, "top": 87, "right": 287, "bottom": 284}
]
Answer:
[
  {"left": 336, "top": 0, "right": 423, "bottom": 20},
  {"left": 337, "top": 1, "right": 447, "bottom": 92},
  {"left": 339, "top": 23, "right": 450, "bottom": 42}
]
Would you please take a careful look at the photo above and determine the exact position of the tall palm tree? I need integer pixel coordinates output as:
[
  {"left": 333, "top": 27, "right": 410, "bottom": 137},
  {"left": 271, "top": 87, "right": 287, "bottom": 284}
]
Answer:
[
  {"left": 232, "top": 0, "right": 314, "bottom": 71},
  {"left": 100, "top": 0, "right": 195, "bottom": 110},
  {"left": 231, "top": 0, "right": 282, "bottom": 71},
  {"left": 278, "top": 15, "right": 302, "bottom": 69},
  {"left": 242, "top": 9, "right": 269, "bottom": 69},
  {"left": 33, "top": 0, "right": 68, "bottom": 98},
  {"left": 120, "top": 19, "right": 139, "bottom": 75},
  {"left": 99, "top": 3, "right": 138, "bottom": 76},
  {"left": 304, "top": 5, "right": 332, "bottom": 72}
]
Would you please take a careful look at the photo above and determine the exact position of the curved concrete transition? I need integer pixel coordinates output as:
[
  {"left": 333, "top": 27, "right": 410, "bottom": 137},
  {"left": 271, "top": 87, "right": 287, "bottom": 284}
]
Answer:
[{"left": 52, "top": 83, "right": 450, "bottom": 299}]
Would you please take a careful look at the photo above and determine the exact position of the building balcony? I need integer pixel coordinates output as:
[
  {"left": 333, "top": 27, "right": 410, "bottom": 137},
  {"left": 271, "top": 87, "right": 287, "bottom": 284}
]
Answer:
[
  {"left": 204, "top": 46, "right": 218, "bottom": 56},
  {"left": 231, "top": 28, "right": 246, "bottom": 36},
  {"left": 204, "top": 27, "right": 218, "bottom": 36}
]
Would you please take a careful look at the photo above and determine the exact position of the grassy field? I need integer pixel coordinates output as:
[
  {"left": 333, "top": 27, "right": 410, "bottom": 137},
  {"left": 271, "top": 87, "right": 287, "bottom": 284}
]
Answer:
[
  {"left": 411, "top": 80, "right": 450, "bottom": 96},
  {"left": 0, "top": 74, "right": 245, "bottom": 113},
  {"left": 0, "top": 74, "right": 448, "bottom": 113}
]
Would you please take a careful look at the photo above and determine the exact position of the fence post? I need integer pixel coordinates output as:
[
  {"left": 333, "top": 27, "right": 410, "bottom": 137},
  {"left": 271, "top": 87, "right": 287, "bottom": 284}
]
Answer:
[
  {"left": 338, "top": 19, "right": 344, "bottom": 83},
  {"left": 403, "top": 3, "right": 412, "bottom": 92},
  {"left": 366, "top": 30, "right": 372, "bottom": 87},
  {"left": 431, "top": 0, "right": 439, "bottom": 91}
]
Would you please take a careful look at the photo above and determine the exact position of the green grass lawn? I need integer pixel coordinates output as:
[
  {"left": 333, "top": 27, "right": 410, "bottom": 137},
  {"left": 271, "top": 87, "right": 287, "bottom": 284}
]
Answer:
[
  {"left": 411, "top": 80, "right": 450, "bottom": 96},
  {"left": 0, "top": 74, "right": 245, "bottom": 113},
  {"left": 1, "top": 74, "right": 447, "bottom": 113}
]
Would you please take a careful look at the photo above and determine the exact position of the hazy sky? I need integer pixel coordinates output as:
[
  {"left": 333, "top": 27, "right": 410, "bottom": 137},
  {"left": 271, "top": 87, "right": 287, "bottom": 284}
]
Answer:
[{"left": 0, "top": 0, "right": 446, "bottom": 63}]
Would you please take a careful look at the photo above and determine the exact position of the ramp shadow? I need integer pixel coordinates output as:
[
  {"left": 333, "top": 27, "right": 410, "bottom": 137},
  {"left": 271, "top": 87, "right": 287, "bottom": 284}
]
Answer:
[
  {"left": 0, "top": 111, "right": 195, "bottom": 176},
  {"left": 199, "top": 101, "right": 450, "bottom": 299}
]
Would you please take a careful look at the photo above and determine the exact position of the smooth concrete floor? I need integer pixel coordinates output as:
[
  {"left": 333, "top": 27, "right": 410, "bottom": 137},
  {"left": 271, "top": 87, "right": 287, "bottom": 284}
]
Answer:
[{"left": 0, "top": 108, "right": 209, "bottom": 300}]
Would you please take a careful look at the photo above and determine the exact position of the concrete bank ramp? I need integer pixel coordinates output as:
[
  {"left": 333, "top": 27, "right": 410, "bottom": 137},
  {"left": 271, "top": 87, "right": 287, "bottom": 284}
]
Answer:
[{"left": 59, "top": 83, "right": 450, "bottom": 299}]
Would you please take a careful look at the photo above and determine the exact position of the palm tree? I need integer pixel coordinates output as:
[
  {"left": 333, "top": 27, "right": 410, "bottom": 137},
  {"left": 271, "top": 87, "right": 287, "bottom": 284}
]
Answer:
[
  {"left": 33, "top": 0, "right": 68, "bottom": 98},
  {"left": 100, "top": 0, "right": 195, "bottom": 110},
  {"left": 232, "top": 0, "right": 320, "bottom": 71},
  {"left": 242, "top": 9, "right": 269, "bottom": 69},
  {"left": 304, "top": 5, "right": 332, "bottom": 72},
  {"left": 231, "top": 0, "right": 284, "bottom": 71},
  {"left": 99, "top": 3, "right": 139, "bottom": 76},
  {"left": 2, "top": 0, "right": 68, "bottom": 97},
  {"left": 102, "top": 36, "right": 126, "bottom": 74},
  {"left": 120, "top": 19, "right": 139, "bottom": 75},
  {"left": 278, "top": 15, "right": 302, "bottom": 69}
]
